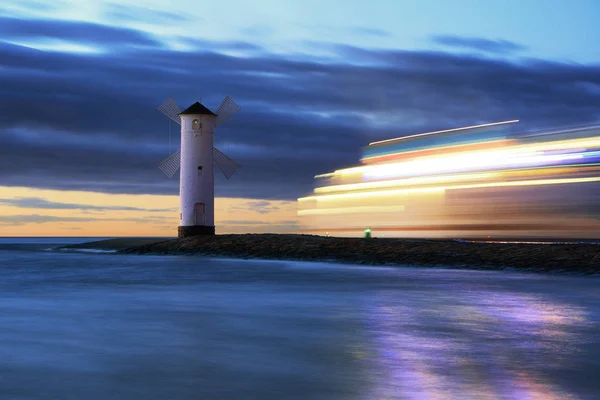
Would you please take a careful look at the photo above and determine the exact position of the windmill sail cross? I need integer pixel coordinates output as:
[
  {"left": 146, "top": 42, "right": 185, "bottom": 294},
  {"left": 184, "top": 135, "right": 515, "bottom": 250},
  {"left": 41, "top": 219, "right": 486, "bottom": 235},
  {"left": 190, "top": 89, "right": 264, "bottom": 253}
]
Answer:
[{"left": 155, "top": 94, "right": 241, "bottom": 237}]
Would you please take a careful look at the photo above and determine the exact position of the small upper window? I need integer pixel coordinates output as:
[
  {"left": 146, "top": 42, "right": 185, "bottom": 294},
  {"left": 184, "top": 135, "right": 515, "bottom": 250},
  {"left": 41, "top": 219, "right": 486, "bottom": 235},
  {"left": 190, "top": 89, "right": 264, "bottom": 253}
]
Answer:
[{"left": 192, "top": 119, "right": 201, "bottom": 130}]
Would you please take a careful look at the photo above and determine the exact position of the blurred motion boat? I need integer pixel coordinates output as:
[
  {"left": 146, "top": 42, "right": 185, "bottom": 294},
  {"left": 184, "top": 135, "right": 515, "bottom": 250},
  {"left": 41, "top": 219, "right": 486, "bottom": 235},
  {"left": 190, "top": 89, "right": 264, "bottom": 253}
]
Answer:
[{"left": 298, "top": 121, "right": 600, "bottom": 239}]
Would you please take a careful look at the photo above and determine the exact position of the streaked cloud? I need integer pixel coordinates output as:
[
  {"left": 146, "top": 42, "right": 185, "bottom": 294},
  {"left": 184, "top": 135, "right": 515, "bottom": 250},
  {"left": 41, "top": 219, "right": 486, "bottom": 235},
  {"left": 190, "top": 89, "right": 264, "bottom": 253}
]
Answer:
[
  {"left": 0, "top": 213, "right": 174, "bottom": 226},
  {"left": 0, "top": 214, "right": 103, "bottom": 225},
  {"left": 0, "top": 186, "right": 299, "bottom": 235},
  {"left": 221, "top": 219, "right": 299, "bottom": 225},
  {"left": 0, "top": 16, "right": 161, "bottom": 48},
  {"left": 0, "top": 197, "right": 176, "bottom": 212},
  {"left": 227, "top": 200, "right": 288, "bottom": 215},
  {"left": 1, "top": 4, "right": 599, "bottom": 234},
  {"left": 431, "top": 35, "right": 527, "bottom": 54},
  {"left": 349, "top": 27, "right": 390, "bottom": 38},
  {"left": 1, "top": 21, "right": 598, "bottom": 202},
  {"left": 0, "top": 0, "right": 67, "bottom": 16},
  {"left": 239, "top": 25, "right": 275, "bottom": 38},
  {"left": 102, "top": 3, "right": 192, "bottom": 24},
  {"left": 221, "top": 220, "right": 270, "bottom": 225}
]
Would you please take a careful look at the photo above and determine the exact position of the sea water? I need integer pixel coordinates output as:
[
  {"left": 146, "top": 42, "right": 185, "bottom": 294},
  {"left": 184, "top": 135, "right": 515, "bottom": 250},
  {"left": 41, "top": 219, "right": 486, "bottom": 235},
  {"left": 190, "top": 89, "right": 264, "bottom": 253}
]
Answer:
[{"left": 0, "top": 238, "right": 599, "bottom": 399}]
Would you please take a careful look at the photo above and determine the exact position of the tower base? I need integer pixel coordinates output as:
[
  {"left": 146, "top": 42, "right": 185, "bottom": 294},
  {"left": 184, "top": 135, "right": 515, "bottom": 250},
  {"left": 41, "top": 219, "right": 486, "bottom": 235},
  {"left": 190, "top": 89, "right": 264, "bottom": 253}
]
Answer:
[{"left": 178, "top": 225, "right": 216, "bottom": 238}]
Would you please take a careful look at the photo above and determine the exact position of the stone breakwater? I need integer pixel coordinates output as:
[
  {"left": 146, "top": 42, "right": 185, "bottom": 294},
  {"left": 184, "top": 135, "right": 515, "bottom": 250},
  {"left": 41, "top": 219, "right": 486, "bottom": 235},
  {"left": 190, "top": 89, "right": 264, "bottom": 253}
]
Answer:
[{"left": 118, "top": 234, "right": 600, "bottom": 274}]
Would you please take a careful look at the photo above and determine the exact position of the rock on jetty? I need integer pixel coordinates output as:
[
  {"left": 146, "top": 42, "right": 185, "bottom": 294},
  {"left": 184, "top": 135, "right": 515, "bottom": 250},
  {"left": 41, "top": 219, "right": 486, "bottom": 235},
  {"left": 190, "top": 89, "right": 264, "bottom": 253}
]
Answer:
[{"left": 117, "top": 234, "right": 600, "bottom": 274}]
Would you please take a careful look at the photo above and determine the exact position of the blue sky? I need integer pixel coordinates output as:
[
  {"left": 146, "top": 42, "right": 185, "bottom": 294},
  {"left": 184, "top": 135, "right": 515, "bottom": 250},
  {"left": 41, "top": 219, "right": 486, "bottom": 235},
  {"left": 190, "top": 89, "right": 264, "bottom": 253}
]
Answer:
[
  {"left": 4, "top": 0, "right": 600, "bottom": 63},
  {"left": 1, "top": 0, "right": 599, "bottom": 234}
]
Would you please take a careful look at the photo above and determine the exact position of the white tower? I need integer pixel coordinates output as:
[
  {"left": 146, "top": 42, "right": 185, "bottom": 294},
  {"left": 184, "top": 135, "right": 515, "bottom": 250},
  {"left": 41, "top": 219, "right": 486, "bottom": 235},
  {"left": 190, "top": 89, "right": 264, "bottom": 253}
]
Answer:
[
  {"left": 156, "top": 97, "right": 241, "bottom": 238},
  {"left": 179, "top": 102, "right": 216, "bottom": 235}
]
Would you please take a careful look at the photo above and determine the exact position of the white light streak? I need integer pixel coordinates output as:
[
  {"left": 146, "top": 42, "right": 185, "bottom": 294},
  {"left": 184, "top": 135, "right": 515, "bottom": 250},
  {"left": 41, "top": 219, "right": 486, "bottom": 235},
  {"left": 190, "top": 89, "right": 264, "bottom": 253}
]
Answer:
[{"left": 368, "top": 120, "right": 519, "bottom": 146}]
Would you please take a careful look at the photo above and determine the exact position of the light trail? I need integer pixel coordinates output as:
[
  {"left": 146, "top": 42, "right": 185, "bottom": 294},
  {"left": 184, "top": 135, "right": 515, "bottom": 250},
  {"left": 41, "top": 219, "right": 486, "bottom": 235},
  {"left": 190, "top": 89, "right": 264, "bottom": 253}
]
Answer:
[
  {"left": 314, "top": 172, "right": 500, "bottom": 194},
  {"left": 299, "top": 176, "right": 600, "bottom": 202},
  {"left": 368, "top": 120, "right": 519, "bottom": 146},
  {"left": 298, "top": 123, "right": 600, "bottom": 239},
  {"left": 327, "top": 137, "right": 600, "bottom": 178}
]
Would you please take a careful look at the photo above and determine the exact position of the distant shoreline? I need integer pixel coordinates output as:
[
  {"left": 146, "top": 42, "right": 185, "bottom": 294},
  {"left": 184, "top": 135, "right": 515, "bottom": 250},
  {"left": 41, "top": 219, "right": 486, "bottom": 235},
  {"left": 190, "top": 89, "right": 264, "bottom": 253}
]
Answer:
[
  {"left": 62, "top": 234, "right": 600, "bottom": 275},
  {"left": 61, "top": 237, "right": 173, "bottom": 250}
]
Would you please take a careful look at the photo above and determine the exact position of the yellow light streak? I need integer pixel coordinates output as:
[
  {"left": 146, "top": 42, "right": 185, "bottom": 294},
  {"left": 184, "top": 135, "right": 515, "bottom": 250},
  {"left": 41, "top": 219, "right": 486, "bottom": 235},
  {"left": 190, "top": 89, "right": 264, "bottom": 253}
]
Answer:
[
  {"left": 299, "top": 186, "right": 446, "bottom": 201},
  {"left": 368, "top": 120, "right": 519, "bottom": 146},
  {"left": 314, "top": 172, "right": 335, "bottom": 178},
  {"left": 525, "top": 137, "right": 600, "bottom": 152},
  {"left": 314, "top": 172, "right": 499, "bottom": 194},
  {"left": 299, "top": 176, "right": 600, "bottom": 202},
  {"left": 298, "top": 205, "right": 406, "bottom": 215}
]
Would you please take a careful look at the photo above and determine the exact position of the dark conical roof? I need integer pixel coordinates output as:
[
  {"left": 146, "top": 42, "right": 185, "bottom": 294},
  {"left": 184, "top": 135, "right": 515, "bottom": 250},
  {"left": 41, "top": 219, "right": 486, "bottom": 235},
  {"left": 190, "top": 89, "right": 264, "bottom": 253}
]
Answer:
[{"left": 179, "top": 102, "right": 216, "bottom": 116}]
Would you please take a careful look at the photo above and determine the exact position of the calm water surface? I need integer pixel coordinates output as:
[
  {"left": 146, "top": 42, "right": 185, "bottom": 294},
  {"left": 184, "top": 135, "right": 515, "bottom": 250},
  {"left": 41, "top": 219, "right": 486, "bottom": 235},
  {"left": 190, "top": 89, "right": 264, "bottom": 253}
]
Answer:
[{"left": 0, "top": 238, "right": 599, "bottom": 399}]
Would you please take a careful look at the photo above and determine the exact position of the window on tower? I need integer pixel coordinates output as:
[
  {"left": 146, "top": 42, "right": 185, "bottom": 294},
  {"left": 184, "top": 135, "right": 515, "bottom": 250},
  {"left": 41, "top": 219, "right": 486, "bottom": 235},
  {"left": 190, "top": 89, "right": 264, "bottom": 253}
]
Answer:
[
  {"left": 192, "top": 119, "right": 200, "bottom": 130},
  {"left": 198, "top": 166, "right": 203, "bottom": 176}
]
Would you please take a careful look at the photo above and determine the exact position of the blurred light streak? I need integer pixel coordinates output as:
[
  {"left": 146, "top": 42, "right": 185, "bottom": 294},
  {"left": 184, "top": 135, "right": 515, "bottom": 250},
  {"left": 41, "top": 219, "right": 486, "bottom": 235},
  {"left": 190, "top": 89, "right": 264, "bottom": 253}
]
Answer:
[
  {"left": 299, "top": 122, "right": 600, "bottom": 238},
  {"left": 368, "top": 120, "right": 519, "bottom": 146},
  {"left": 298, "top": 205, "right": 406, "bottom": 215},
  {"left": 313, "top": 172, "right": 500, "bottom": 194},
  {"left": 362, "top": 139, "right": 513, "bottom": 164},
  {"left": 299, "top": 186, "right": 445, "bottom": 202},
  {"left": 301, "top": 176, "right": 600, "bottom": 202},
  {"left": 314, "top": 172, "right": 335, "bottom": 178},
  {"left": 329, "top": 137, "right": 600, "bottom": 179}
]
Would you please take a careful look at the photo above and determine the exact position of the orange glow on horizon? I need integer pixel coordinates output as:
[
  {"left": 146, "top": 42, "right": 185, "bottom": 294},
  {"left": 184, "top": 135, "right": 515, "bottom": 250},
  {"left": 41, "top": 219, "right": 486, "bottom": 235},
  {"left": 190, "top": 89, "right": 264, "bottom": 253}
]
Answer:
[{"left": 0, "top": 186, "right": 299, "bottom": 237}]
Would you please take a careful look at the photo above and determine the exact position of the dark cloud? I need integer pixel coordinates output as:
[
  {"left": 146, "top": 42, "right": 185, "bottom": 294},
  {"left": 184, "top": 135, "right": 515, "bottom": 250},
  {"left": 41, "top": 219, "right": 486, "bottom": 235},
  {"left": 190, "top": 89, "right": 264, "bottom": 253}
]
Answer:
[
  {"left": 0, "top": 16, "right": 161, "bottom": 47},
  {"left": 102, "top": 4, "right": 192, "bottom": 24},
  {"left": 0, "top": 197, "right": 175, "bottom": 212},
  {"left": 431, "top": 35, "right": 527, "bottom": 54},
  {"left": 1, "top": 18, "right": 599, "bottom": 201}
]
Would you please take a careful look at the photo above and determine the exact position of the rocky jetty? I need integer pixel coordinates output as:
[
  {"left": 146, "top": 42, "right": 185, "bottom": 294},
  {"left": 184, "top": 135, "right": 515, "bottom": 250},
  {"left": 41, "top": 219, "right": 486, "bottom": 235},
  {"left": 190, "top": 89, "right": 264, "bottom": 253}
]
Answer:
[{"left": 118, "top": 234, "right": 600, "bottom": 274}]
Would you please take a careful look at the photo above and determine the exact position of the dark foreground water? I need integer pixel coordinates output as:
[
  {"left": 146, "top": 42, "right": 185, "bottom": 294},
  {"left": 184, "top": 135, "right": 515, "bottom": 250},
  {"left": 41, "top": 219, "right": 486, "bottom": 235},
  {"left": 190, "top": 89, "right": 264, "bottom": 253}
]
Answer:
[{"left": 1, "top": 239, "right": 599, "bottom": 399}]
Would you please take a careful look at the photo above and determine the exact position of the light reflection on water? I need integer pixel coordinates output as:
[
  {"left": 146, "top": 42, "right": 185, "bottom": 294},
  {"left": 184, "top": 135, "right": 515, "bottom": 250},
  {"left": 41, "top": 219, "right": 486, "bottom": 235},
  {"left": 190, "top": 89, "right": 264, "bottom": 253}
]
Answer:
[
  {"left": 362, "top": 287, "right": 594, "bottom": 399},
  {"left": 0, "top": 243, "right": 599, "bottom": 399}
]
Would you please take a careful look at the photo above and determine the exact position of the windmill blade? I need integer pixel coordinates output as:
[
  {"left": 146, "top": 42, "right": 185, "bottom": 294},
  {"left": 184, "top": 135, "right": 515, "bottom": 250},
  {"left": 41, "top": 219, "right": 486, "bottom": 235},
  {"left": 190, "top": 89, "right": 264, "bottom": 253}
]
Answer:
[
  {"left": 213, "top": 147, "right": 241, "bottom": 179},
  {"left": 214, "top": 96, "right": 240, "bottom": 127},
  {"left": 158, "top": 150, "right": 181, "bottom": 178},
  {"left": 157, "top": 96, "right": 182, "bottom": 125}
]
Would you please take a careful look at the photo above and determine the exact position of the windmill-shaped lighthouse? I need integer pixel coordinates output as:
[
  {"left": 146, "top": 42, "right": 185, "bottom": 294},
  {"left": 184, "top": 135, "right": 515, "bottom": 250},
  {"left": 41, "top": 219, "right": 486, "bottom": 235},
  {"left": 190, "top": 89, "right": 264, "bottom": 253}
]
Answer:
[{"left": 157, "top": 96, "right": 241, "bottom": 237}]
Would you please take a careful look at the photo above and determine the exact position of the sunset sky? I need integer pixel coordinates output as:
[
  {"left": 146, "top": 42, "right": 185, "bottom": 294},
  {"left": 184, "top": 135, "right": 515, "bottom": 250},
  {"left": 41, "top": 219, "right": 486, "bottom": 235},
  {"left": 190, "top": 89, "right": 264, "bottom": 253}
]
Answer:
[{"left": 1, "top": 0, "right": 599, "bottom": 236}]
